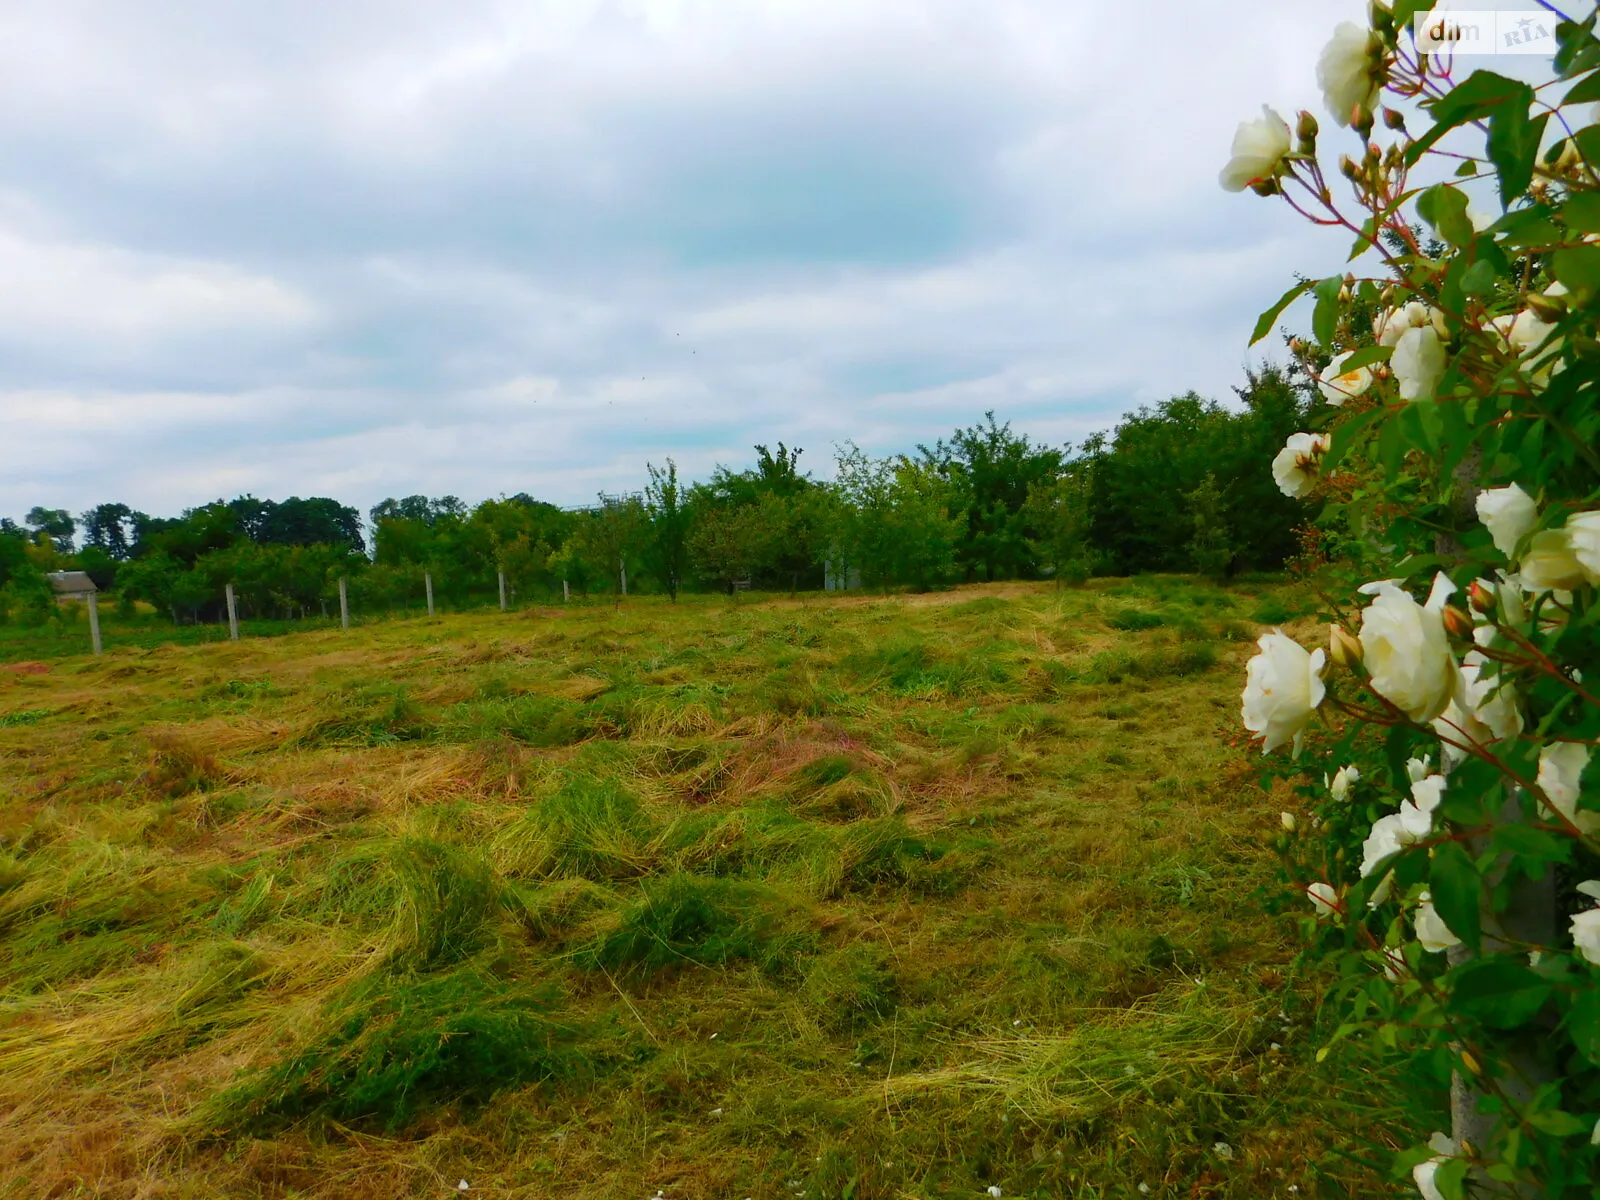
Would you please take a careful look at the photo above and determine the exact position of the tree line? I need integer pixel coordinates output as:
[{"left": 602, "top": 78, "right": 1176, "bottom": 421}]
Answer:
[{"left": 0, "top": 367, "right": 1311, "bottom": 626}]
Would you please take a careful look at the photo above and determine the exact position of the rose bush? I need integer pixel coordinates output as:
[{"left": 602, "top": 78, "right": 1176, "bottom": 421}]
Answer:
[{"left": 1229, "top": 5, "right": 1600, "bottom": 1194}]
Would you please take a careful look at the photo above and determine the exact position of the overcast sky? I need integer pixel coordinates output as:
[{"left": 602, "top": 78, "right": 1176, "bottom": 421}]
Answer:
[{"left": 0, "top": 0, "right": 1377, "bottom": 521}]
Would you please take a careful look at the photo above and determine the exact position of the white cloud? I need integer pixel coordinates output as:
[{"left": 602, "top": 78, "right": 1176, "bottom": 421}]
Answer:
[
  {"left": 0, "top": 0, "right": 1379, "bottom": 521},
  {"left": 0, "top": 220, "right": 314, "bottom": 346}
]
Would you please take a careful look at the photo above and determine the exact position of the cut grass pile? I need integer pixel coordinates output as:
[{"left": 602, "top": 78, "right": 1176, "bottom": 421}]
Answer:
[{"left": 0, "top": 576, "right": 1407, "bottom": 1198}]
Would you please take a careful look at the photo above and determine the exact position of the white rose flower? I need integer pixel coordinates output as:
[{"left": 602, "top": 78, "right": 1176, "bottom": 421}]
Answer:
[
  {"left": 1413, "top": 893, "right": 1460, "bottom": 954},
  {"left": 1360, "top": 812, "right": 1417, "bottom": 903},
  {"left": 1272, "top": 431, "right": 1331, "bottom": 499},
  {"left": 1435, "top": 650, "right": 1521, "bottom": 770},
  {"left": 1281, "top": 810, "right": 1298, "bottom": 832},
  {"left": 1358, "top": 575, "right": 1459, "bottom": 723},
  {"left": 1242, "top": 630, "right": 1327, "bottom": 754},
  {"left": 1317, "top": 351, "right": 1374, "bottom": 406},
  {"left": 1219, "top": 105, "right": 1293, "bottom": 192},
  {"left": 1572, "top": 907, "right": 1600, "bottom": 966},
  {"left": 1538, "top": 741, "right": 1598, "bottom": 834},
  {"left": 1330, "top": 765, "right": 1360, "bottom": 801},
  {"left": 1317, "top": 21, "right": 1382, "bottom": 126},
  {"left": 1413, "top": 1133, "right": 1457, "bottom": 1200},
  {"left": 1520, "top": 529, "right": 1590, "bottom": 592},
  {"left": 1489, "top": 303, "right": 1563, "bottom": 386},
  {"left": 1461, "top": 649, "right": 1521, "bottom": 742},
  {"left": 1392, "top": 326, "right": 1446, "bottom": 400},
  {"left": 1307, "top": 881, "right": 1339, "bottom": 918},
  {"left": 1475, "top": 483, "right": 1538, "bottom": 560},
  {"left": 1393, "top": 773, "right": 1446, "bottom": 840},
  {"left": 1569, "top": 511, "right": 1600, "bottom": 582},
  {"left": 1374, "top": 301, "right": 1430, "bottom": 347}
]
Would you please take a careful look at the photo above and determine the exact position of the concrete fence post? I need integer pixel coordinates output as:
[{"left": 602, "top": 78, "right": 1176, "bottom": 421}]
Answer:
[
  {"left": 88, "top": 592, "right": 102, "bottom": 657},
  {"left": 339, "top": 578, "right": 350, "bottom": 630},
  {"left": 620, "top": 562, "right": 627, "bottom": 596},
  {"left": 425, "top": 571, "right": 435, "bottom": 618},
  {"left": 225, "top": 583, "right": 240, "bottom": 641},
  {"left": 498, "top": 570, "right": 507, "bottom": 612},
  {"left": 563, "top": 579, "right": 570, "bottom": 603}
]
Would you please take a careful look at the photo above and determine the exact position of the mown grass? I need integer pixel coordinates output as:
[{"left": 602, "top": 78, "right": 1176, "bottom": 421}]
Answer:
[{"left": 0, "top": 576, "right": 1407, "bottom": 1198}]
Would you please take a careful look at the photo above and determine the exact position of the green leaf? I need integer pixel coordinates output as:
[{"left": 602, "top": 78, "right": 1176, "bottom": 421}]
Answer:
[
  {"left": 1434, "top": 1157, "right": 1470, "bottom": 1200},
  {"left": 1453, "top": 158, "right": 1480, "bottom": 178},
  {"left": 1430, "top": 843, "right": 1483, "bottom": 950},
  {"left": 1417, "top": 184, "right": 1475, "bottom": 247},
  {"left": 1408, "top": 72, "right": 1534, "bottom": 166},
  {"left": 1461, "top": 259, "right": 1497, "bottom": 297},
  {"left": 1490, "top": 823, "right": 1572, "bottom": 862},
  {"left": 1340, "top": 345, "right": 1394, "bottom": 372},
  {"left": 1349, "top": 217, "right": 1377, "bottom": 262},
  {"left": 1393, "top": 0, "right": 1432, "bottom": 32},
  {"left": 1553, "top": 244, "right": 1600, "bottom": 294},
  {"left": 1557, "top": 16, "right": 1600, "bottom": 78},
  {"left": 1564, "top": 69, "right": 1600, "bottom": 105},
  {"left": 1450, "top": 957, "right": 1551, "bottom": 1028},
  {"left": 1566, "top": 986, "right": 1600, "bottom": 1066},
  {"left": 1527, "top": 1109, "right": 1589, "bottom": 1137},
  {"left": 1488, "top": 106, "right": 1547, "bottom": 206},
  {"left": 1250, "top": 280, "right": 1313, "bottom": 345},
  {"left": 1563, "top": 191, "right": 1600, "bottom": 234},
  {"left": 1324, "top": 404, "right": 1385, "bottom": 471},
  {"left": 1311, "top": 276, "right": 1343, "bottom": 347}
]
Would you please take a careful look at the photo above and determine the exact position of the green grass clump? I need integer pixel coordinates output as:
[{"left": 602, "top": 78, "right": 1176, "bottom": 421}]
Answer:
[
  {"left": 444, "top": 694, "right": 594, "bottom": 747},
  {"left": 0, "top": 709, "right": 50, "bottom": 728},
  {"left": 497, "top": 776, "right": 654, "bottom": 880},
  {"left": 801, "top": 943, "right": 898, "bottom": 1031},
  {"left": 579, "top": 873, "right": 808, "bottom": 974},
  {"left": 212, "top": 967, "right": 579, "bottom": 1132},
  {"left": 1104, "top": 608, "right": 1165, "bottom": 632},
  {"left": 307, "top": 838, "right": 502, "bottom": 967}
]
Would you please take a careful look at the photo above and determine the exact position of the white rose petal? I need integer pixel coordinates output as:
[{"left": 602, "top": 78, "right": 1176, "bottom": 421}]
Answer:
[
  {"left": 1360, "top": 812, "right": 1417, "bottom": 903},
  {"left": 1490, "top": 305, "right": 1563, "bottom": 387},
  {"left": 1281, "top": 811, "right": 1298, "bottom": 831},
  {"left": 1392, "top": 325, "right": 1446, "bottom": 400},
  {"left": 1568, "top": 511, "right": 1600, "bottom": 582},
  {"left": 1407, "top": 755, "right": 1433, "bottom": 784},
  {"left": 1317, "top": 350, "right": 1374, "bottom": 406},
  {"left": 1413, "top": 893, "right": 1461, "bottom": 954},
  {"left": 1414, "top": 1158, "right": 1446, "bottom": 1200},
  {"left": 1307, "top": 881, "right": 1339, "bottom": 918},
  {"left": 1220, "top": 105, "right": 1293, "bottom": 192},
  {"left": 1521, "top": 529, "right": 1589, "bottom": 592},
  {"left": 1538, "top": 741, "right": 1598, "bottom": 834},
  {"left": 1358, "top": 576, "right": 1458, "bottom": 723},
  {"left": 1572, "top": 908, "right": 1600, "bottom": 966},
  {"left": 1242, "top": 630, "right": 1327, "bottom": 754},
  {"left": 1330, "top": 764, "right": 1360, "bottom": 801},
  {"left": 1374, "top": 301, "right": 1431, "bottom": 347},
  {"left": 1318, "top": 21, "right": 1381, "bottom": 126},
  {"left": 1475, "top": 483, "right": 1539, "bottom": 560},
  {"left": 1272, "top": 431, "right": 1331, "bottom": 499}
]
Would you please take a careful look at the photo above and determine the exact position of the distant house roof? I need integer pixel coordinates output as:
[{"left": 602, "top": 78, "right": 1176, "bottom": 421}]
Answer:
[{"left": 47, "top": 571, "right": 98, "bottom": 595}]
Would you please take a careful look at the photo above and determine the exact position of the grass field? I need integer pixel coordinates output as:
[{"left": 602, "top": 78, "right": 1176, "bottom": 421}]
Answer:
[{"left": 0, "top": 579, "right": 1408, "bottom": 1198}]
